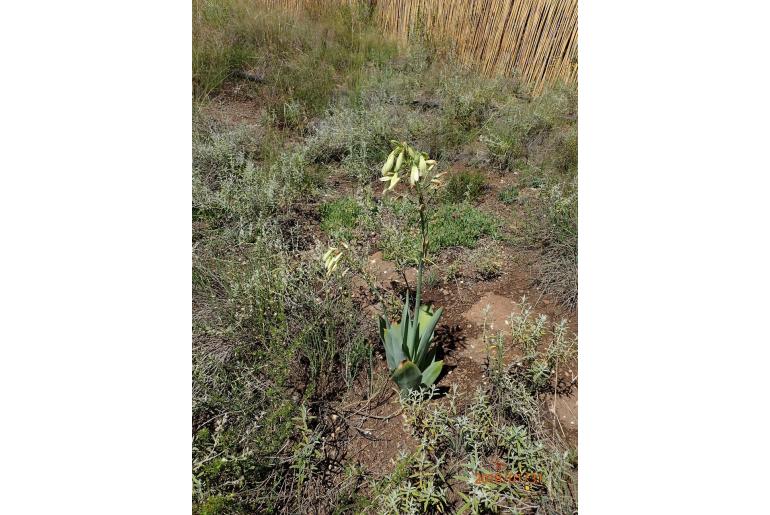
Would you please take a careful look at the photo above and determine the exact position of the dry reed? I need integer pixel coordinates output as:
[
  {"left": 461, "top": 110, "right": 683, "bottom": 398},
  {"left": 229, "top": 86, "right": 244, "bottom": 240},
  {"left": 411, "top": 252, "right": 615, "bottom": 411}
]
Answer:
[{"left": 257, "top": 0, "right": 577, "bottom": 95}]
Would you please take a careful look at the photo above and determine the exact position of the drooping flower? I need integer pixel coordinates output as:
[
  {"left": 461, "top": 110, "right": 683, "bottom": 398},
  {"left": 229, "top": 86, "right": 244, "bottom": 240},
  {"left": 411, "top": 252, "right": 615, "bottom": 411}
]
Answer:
[
  {"left": 323, "top": 246, "right": 345, "bottom": 276},
  {"left": 410, "top": 164, "right": 420, "bottom": 185},
  {"left": 388, "top": 173, "right": 401, "bottom": 190},
  {"left": 394, "top": 150, "right": 404, "bottom": 172},
  {"left": 381, "top": 149, "right": 397, "bottom": 175}
]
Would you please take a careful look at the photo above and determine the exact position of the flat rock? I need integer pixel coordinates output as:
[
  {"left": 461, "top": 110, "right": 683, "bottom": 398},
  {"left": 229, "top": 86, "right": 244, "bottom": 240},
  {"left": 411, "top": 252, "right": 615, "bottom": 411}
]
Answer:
[
  {"left": 462, "top": 293, "right": 520, "bottom": 333},
  {"left": 459, "top": 293, "right": 521, "bottom": 363},
  {"left": 367, "top": 252, "right": 417, "bottom": 289}
]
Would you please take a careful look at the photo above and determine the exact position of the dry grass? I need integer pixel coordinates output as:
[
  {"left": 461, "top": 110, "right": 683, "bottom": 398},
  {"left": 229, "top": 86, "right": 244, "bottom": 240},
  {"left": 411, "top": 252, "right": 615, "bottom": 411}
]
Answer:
[{"left": 259, "top": 0, "right": 577, "bottom": 95}]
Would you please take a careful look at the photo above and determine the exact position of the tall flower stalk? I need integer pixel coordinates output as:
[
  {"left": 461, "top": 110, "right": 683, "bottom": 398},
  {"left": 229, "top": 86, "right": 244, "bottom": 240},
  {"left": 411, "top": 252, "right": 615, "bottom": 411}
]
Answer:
[
  {"left": 324, "top": 141, "right": 446, "bottom": 392},
  {"left": 376, "top": 141, "right": 446, "bottom": 391}
]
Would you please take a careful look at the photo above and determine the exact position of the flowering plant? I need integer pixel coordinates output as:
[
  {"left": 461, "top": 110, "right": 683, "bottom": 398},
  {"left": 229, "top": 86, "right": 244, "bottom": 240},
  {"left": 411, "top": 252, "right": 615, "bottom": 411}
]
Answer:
[
  {"left": 324, "top": 141, "right": 446, "bottom": 392},
  {"left": 378, "top": 142, "right": 446, "bottom": 391}
]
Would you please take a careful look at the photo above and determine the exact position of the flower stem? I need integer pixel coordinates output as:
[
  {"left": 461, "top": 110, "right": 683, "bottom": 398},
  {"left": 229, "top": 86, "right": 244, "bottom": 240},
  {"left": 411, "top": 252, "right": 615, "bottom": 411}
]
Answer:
[{"left": 414, "top": 185, "right": 428, "bottom": 317}]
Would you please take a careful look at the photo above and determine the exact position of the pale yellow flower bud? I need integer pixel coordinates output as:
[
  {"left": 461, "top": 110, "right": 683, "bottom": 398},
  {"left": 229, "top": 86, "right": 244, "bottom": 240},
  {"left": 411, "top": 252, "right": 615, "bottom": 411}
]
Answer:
[
  {"left": 394, "top": 150, "right": 404, "bottom": 172},
  {"left": 410, "top": 165, "right": 420, "bottom": 185},
  {"left": 388, "top": 173, "right": 401, "bottom": 190},
  {"left": 381, "top": 149, "right": 397, "bottom": 175}
]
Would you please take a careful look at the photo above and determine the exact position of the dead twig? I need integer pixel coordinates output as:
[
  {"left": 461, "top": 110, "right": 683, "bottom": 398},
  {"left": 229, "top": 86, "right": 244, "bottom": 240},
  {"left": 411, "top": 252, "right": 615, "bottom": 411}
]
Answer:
[{"left": 344, "top": 407, "right": 403, "bottom": 421}]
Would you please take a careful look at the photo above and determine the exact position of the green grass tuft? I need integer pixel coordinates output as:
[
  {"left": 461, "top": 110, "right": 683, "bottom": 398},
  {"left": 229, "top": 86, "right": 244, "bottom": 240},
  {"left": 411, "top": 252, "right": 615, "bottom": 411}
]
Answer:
[
  {"left": 443, "top": 170, "right": 487, "bottom": 203},
  {"left": 430, "top": 203, "right": 499, "bottom": 250},
  {"left": 320, "top": 197, "right": 361, "bottom": 240},
  {"left": 498, "top": 185, "right": 519, "bottom": 204},
  {"left": 379, "top": 199, "right": 499, "bottom": 265}
]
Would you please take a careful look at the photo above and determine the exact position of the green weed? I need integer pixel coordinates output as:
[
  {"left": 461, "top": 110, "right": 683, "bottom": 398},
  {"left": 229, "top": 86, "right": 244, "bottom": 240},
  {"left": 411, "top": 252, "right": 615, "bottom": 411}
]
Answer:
[
  {"left": 430, "top": 203, "right": 499, "bottom": 250},
  {"left": 444, "top": 170, "right": 487, "bottom": 203},
  {"left": 549, "top": 125, "right": 578, "bottom": 175},
  {"left": 520, "top": 178, "right": 577, "bottom": 308},
  {"left": 466, "top": 241, "right": 504, "bottom": 280},
  {"left": 378, "top": 200, "right": 498, "bottom": 265},
  {"left": 320, "top": 197, "right": 361, "bottom": 240},
  {"left": 498, "top": 185, "right": 519, "bottom": 204},
  {"left": 518, "top": 161, "right": 547, "bottom": 188},
  {"left": 430, "top": 71, "right": 516, "bottom": 154},
  {"left": 481, "top": 84, "right": 576, "bottom": 171},
  {"left": 424, "top": 268, "right": 440, "bottom": 288}
]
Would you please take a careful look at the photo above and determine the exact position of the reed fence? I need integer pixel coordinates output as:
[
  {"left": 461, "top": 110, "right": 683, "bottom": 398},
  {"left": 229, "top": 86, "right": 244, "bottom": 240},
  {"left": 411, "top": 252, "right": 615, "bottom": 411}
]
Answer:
[{"left": 259, "top": 0, "right": 577, "bottom": 94}]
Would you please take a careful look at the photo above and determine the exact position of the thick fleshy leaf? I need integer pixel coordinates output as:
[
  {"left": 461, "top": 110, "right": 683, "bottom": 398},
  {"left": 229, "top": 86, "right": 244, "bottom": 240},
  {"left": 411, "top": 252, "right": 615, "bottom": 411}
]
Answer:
[
  {"left": 415, "top": 307, "right": 443, "bottom": 368},
  {"left": 389, "top": 323, "right": 403, "bottom": 348},
  {"left": 401, "top": 291, "right": 410, "bottom": 349},
  {"left": 421, "top": 360, "right": 443, "bottom": 387},
  {"left": 415, "top": 305, "right": 433, "bottom": 365},
  {"left": 406, "top": 311, "right": 419, "bottom": 360},
  {"left": 423, "top": 347, "right": 437, "bottom": 367},
  {"left": 378, "top": 315, "right": 388, "bottom": 342},
  {"left": 383, "top": 326, "right": 405, "bottom": 371},
  {"left": 418, "top": 304, "right": 433, "bottom": 329},
  {"left": 392, "top": 360, "right": 421, "bottom": 391}
]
